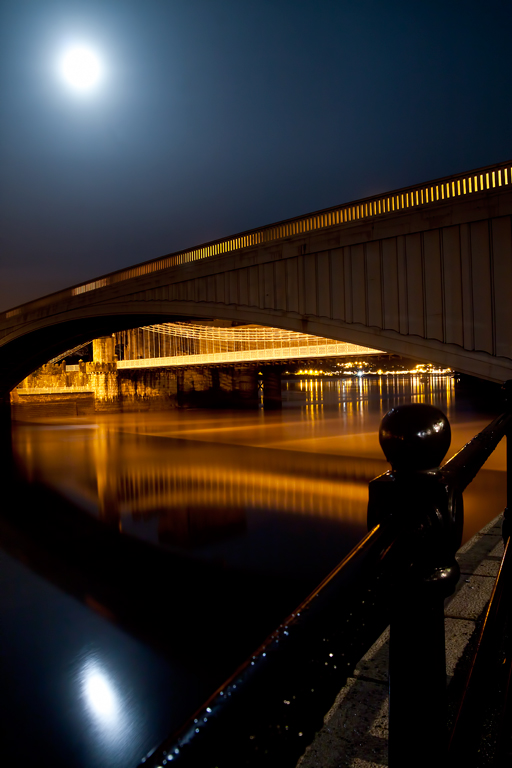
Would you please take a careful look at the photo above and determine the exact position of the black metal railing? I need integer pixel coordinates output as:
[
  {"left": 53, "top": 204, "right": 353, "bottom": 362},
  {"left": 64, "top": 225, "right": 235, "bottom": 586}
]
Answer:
[
  {"left": 138, "top": 391, "right": 512, "bottom": 768},
  {"left": 369, "top": 400, "right": 512, "bottom": 768}
]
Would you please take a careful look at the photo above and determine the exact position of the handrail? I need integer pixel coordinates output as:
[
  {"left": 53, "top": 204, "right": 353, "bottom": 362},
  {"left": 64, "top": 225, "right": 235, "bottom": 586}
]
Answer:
[
  {"left": 137, "top": 520, "right": 415, "bottom": 767},
  {"left": 441, "top": 410, "right": 512, "bottom": 493},
  {"left": 366, "top": 397, "right": 512, "bottom": 767},
  {"left": 138, "top": 397, "right": 512, "bottom": 768},
  {"left": 3, "top": 158, "right": 512, "bottom": 321},
  {"left": 447, "top": 533, "right": 512, "bottom": 764}
]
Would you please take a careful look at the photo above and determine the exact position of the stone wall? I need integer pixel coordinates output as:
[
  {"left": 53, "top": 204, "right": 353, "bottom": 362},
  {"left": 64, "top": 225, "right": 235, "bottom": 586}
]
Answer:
[
  {"left": 13, "top": 392, "right": 95, "bottom": 419},
  {"left": 17, "top": 359, "right": 119, "bottom": 404},
  {"left": 93, "top": 336, "right": 116, "bottom": 363},
  {"left": 13, "top": 347, "right": 281, "bottom": 412},
  {"left": 21, "top": 361, "right": 74, "bottom": 389},
  {"left": 118, "top": 369, "right": 179, "bottom": 410},
  {"left": 117, "top": 365, "right": 263, "bottom": 410}
]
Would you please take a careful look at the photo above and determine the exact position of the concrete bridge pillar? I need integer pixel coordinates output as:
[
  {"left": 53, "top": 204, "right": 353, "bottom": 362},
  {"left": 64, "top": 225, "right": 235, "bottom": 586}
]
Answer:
[
  {"left": 0, "top": 392, "right": 11, "bottom": 431},
  {"left": 233, "top": 365, "right": 259, "bottom": 409},
  {"left": 262, "top": 367, "right": 282, "bottom": 410},
  {"left": 0, "top": 392, "right": 13, "bottom": 467}
]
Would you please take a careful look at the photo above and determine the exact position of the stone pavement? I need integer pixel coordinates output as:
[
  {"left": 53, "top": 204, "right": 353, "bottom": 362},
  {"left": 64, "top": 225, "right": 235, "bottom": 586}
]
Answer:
[{"left": 296, "top": 515, "right": 504, "bottom": 768}]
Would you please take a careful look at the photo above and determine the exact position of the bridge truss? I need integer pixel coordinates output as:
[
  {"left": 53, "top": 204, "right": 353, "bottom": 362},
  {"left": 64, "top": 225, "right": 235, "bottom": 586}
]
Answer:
[{"left": 114, "top": 323, "right": 383, "bottom": 369}]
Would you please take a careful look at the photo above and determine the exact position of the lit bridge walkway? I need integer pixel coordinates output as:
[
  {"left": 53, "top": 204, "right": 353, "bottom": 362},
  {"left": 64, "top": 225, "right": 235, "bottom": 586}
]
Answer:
[
  {"left": 2, "top": 158, "right": 512, "bottom": 396},
  {"left": 112, "top": 323, "right": 382, "bottom": 369}
]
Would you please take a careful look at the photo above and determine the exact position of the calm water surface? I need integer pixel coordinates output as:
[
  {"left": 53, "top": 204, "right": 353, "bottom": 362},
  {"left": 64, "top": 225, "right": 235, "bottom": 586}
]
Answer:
[{"left": 2, "top": 375, "right": 506, "bottom": 767}]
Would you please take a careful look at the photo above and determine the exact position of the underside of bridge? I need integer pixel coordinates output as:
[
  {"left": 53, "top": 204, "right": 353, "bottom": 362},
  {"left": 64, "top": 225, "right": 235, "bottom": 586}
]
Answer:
[
  {"left": 0, "top": 307, "right": 438, "bottom": 398},
  {"left": 11, "top": 319, "right": 437, "bottom": 420},
  {"left": 0, "top": 313, "right": 191, "bottom": 395}
]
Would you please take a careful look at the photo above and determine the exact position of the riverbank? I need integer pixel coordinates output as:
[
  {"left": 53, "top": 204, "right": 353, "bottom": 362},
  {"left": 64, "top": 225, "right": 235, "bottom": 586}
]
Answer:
[{"left": 297, "top": 514, "right": 504, "bottom": 767}]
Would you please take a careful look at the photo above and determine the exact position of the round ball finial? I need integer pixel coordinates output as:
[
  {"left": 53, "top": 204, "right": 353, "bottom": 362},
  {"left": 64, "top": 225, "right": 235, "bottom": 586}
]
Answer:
[{"left": 379, "top": 403, "right": 451, "bottom": 472}]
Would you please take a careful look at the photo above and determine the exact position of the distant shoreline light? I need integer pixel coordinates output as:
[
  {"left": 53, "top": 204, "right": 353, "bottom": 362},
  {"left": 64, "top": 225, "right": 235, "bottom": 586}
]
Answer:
[{"left": 288, "top": 367, "right": 453, "bottom": 377}]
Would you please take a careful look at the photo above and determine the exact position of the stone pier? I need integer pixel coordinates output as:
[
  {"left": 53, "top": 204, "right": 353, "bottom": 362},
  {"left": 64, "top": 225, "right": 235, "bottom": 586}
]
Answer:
[
  {"left": 262, "top": 367, "right": 283, "bottom": 410},
  {"left": 11, "top": 342, "right": 283, "bottom": 414}
]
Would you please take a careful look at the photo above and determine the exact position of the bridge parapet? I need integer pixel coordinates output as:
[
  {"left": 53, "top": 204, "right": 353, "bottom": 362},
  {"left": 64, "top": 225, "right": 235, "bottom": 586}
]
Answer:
[
  {"left": 3, "top": 159, "right": 512, "bottom": 390},
  {"left": 3, "top": 159, "right": 512, "bottom": 321}
]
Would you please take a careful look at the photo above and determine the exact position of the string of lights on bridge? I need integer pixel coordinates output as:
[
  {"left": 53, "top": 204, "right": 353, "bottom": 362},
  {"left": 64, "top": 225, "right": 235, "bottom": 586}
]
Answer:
[
  {"left": 4, "top": 160, "right": 511, "bottom": 318},
  {"left": 67, "top": 162, "right": 512, "bottom": 300},
  {"left": 113, "top": 323, "right": 382, "bottom": 366},
  {"left": 48, "top": 323, "right": 454, "bottom": 372}
]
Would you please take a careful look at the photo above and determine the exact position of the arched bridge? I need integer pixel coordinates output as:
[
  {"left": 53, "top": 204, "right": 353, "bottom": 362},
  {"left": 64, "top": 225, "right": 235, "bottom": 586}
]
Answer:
[{"left": 2, "top": 159, "right": 512, "bottom": 395}]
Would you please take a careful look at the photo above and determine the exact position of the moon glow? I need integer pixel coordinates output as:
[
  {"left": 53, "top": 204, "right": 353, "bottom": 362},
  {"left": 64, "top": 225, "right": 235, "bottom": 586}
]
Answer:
[{"left": 60, "top": 46, "right": 102, "bottom": 91}]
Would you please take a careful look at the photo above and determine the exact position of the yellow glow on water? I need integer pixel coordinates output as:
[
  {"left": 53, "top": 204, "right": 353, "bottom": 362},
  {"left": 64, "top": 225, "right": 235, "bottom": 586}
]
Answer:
[{"left": 11, "top": 373, "right": 504, "bottom": 548}]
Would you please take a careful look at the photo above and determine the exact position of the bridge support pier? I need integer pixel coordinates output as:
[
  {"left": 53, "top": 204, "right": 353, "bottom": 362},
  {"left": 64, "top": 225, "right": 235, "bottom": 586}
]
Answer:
[
  {"left": 232, "top": 366, "right": 259, "bottom": 409},
  {"left": 0, "top": 392, "right": 13, "bottom": 468},
  {"left": 261, "top": 367, "right": 282, "bottom": 410},
  {"left": 0, "top": 392, "right": 11, "bottom": 430},
  {"left": 8, "top": 358, "right": 284, "bottom": 413}
]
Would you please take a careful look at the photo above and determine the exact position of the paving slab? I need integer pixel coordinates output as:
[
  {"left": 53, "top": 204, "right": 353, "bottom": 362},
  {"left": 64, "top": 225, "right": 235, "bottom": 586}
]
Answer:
[
  {"left": 445, "top": 575, "right": 496, "bottom": 620},
  {"left": 297, "top": 678, "right": 388, "bottom": 768},
  {"left": 445, "top": 618, "right": 476, "bottom": 679},
  {"left": 456, "top": 534, "right": 502, "bottom": 575},
  {"left": 352, "top": 628, "right": 389, "bottom": 684},
  {"left": 471, "top": 559, "right": 501, "bottom": 577},
  {"left": 296, "top": 513, "right": 505, "bottom": 768}
]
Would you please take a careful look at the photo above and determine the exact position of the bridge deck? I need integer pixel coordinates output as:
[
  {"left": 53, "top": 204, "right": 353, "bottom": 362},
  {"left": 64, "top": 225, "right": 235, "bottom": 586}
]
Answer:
[
  {"left": 4, "top": 159, "right": 512, "bottom": 320},
  {"left": 3, "top": 159, "right": 512, "bottom": 390}
]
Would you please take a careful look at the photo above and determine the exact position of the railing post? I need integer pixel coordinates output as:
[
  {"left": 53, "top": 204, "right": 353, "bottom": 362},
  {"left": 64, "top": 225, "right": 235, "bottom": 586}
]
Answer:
[
  {"left": 504, "top": 428, "right": 512, "bottom": 544},
  {"left": 503, "top": 382, "right": 512, "bottom": 544},
  {"left": 388, "top": 577, "right": 450, "bottom": 767},
  {"left": 369, "top": 404, "right": 462, "bottom": 768}
]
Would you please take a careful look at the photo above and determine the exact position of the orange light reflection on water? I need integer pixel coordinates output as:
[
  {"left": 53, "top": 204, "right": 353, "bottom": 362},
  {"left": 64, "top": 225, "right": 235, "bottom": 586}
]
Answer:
[{"left": 12, "top": 375, "right": 506, "bottom": 555}]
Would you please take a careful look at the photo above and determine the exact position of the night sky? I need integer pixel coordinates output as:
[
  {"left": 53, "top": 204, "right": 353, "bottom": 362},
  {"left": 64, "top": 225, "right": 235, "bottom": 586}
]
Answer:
[{"left": 1, "top": 0, "right": 511, "bottom": 312}]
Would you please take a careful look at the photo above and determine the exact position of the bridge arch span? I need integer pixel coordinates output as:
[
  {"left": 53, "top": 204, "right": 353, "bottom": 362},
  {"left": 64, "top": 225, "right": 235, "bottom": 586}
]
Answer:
[
  {"left": 0, "top": 300, "right": 393, "bottom": 393},
  {"left": 0, "top": 296, "right": 498, "bottom": 395},
  {"left": 3, "top": 160, "right": 512, "bottom": 392}
]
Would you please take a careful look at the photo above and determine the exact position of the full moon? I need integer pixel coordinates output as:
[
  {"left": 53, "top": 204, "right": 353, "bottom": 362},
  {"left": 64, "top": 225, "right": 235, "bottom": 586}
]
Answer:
[{"left": 60, "top": 46, "right": 102, "bottom": 91}]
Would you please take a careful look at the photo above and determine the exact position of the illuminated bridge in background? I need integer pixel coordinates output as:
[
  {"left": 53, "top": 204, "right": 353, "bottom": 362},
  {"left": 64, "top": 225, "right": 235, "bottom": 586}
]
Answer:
[
  {"left": 110, "top": 323, "right": 383, "bottom": 369},
  {"left": 2, "top": 158, "right": 512, "bottom": 400}
]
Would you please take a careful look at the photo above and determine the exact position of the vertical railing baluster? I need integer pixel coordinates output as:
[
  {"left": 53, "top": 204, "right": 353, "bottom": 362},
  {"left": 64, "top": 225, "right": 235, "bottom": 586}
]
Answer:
[
  {"left": 503, "top": 382, "right": 512, "bottom": 544},
  {"left": 369, "top": 403, "right": 462, "bottom": 768},
  {"left": 389, "top": 586, "right": 448, "bottom": 767},
  {"left": 504, "top": 427, "right": 512, "bottom": 543}
]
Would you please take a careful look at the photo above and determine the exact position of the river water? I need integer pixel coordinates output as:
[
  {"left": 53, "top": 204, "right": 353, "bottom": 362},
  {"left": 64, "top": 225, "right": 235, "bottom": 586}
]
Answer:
[{"left": 1, "top": 375, "right": 506, "bottom": 767}]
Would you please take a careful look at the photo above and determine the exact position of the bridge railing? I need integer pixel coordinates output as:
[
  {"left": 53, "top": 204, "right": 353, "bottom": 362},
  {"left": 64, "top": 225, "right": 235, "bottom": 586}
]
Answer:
[
  {"left": 4, "top": 158, "right": 512, "bottom": 320},
  {"left": 116, "top": 322, "right": 383, "bottom": 363},
  {"left": 135, "top": 396, "right": 512, "bottom": 768},
  {"left": 116, "top": 343, "right": 381, "bottom": 368}
]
